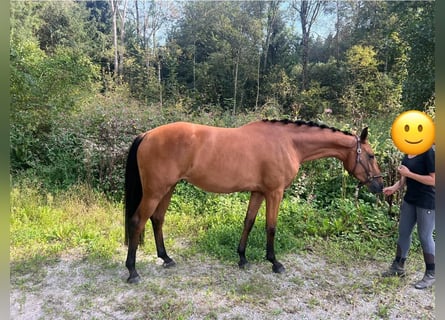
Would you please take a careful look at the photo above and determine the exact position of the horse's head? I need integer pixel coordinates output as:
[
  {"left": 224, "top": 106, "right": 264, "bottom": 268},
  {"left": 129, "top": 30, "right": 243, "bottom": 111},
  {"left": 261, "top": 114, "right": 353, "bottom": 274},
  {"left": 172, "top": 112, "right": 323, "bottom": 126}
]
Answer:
[{"left": 345, "top": 128, "right": 384, "bottom": 193}]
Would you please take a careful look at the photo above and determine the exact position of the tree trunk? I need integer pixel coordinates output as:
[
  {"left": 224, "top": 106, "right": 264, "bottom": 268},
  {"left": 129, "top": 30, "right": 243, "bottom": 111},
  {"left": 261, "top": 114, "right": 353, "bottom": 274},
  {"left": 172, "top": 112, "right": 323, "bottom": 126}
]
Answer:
[
  {"left": 193, "top": 40, "right": 197, "bottom": 94},
  {"left": 335, "top": 0, "right": 340, "bottom": 64},
  {"left": 300, "top": 1, "right": 309, "bottom": 91},
  {"left": 110, "top": 0, "right": 118, "bottom": 79},
  {"left": 158, "top": 55, "right": 162, "bottom": 108},
  {"left": 293, "top": 0, "right": 323, "bottom": 91},
  {"left": 255, "top": 48, "right": 261, "bottom": 109},
  {"left": 233, "top": 49, "right": 240, "bottom": 115},
  {"left": 263, "top": 0, "right": 280, "bottom": 73},
  {"left": 135, "top": 0, "right": 140, "bottom": 39},
  {"left": 118, "top": 0, "right": 128, "bottom": 78}
]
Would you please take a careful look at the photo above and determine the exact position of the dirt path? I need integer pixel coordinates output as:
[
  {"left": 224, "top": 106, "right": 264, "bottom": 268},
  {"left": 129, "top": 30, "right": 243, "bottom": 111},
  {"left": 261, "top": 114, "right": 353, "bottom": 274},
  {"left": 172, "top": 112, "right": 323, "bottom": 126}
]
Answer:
[{"left": 10, "top": 248, "right": 434, "bottom": 320}]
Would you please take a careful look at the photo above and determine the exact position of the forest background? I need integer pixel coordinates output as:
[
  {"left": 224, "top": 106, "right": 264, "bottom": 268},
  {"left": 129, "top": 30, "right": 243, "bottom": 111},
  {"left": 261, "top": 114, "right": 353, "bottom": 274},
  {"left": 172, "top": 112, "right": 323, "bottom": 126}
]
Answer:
[{"left": 10, "top": 0, "right": 435, "bottom": 290}]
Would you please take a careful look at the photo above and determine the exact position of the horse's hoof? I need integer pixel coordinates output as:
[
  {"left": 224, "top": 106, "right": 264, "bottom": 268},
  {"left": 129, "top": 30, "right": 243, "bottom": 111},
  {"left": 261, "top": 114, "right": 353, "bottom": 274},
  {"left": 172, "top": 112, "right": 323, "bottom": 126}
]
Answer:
[
  {"left": 127, "top": 275, "right": 141, "bottom": 284},
  {"left": 163, "top": 260, "right": 176, "bottom": 268},
  {"left": 272, "top": 263, "right": 285, "bottom": 274},
  {"left": 238, "top": 261, "right": 250, "bottom": 269}
]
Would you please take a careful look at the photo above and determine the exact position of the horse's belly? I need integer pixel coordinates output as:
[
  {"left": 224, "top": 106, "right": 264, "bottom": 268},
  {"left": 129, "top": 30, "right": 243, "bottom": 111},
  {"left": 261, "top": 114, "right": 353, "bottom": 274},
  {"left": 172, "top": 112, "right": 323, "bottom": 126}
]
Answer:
[{"left": 184, "top": 169, "right": 258, "bottom": 194}]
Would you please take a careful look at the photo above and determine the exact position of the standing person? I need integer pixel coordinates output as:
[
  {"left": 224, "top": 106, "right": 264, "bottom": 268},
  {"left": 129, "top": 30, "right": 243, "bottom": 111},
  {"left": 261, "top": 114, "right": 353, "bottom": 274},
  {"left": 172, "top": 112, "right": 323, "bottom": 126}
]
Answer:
[{"left": 382, "top": 146, "right": 435, "bottom": 289}]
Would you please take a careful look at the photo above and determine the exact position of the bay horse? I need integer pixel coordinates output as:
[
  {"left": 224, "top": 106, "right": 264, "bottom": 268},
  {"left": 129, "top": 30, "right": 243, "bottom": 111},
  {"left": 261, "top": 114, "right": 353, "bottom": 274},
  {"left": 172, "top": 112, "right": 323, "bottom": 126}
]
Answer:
[{"left": 124, "top": 119, "right": 384, "bottom": 283}]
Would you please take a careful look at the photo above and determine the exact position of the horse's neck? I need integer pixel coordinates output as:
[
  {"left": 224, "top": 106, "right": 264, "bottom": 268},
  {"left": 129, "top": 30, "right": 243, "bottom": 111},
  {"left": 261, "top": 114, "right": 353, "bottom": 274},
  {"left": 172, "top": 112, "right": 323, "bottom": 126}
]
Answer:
[{"left": 291, "top": 130, "right": 355, "bottom": 163}]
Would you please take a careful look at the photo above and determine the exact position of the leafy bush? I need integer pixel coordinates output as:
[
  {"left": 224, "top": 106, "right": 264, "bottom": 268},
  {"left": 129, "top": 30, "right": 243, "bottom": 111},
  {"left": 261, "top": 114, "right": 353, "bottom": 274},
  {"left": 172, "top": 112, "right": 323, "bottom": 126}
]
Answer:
[
  {"left": 40, "top": 127, "right": 85, "bottom": 189},
  {"left": 10, "top": 36, "right": 99, "bottom": 179},
  {"left": 11, "top": 82, "right": 411, "bottom": 217}
]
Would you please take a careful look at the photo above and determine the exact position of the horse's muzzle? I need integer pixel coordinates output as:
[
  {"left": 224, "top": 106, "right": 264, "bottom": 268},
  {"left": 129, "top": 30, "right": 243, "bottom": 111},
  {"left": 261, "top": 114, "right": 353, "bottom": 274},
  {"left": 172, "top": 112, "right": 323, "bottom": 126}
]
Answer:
[{"left": 367, "top": 180, "right": 384, "bottom": 194}]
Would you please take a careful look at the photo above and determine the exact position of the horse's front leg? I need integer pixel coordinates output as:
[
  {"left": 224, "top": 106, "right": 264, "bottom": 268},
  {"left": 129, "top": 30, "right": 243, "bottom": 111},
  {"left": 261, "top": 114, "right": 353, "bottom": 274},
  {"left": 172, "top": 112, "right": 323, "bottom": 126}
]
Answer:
[
  {"left": 237, "top": 192, "right": 264, "bottom": 269},
  {"left": 265, "top": 190, "right": 285, "bottom": 273}
]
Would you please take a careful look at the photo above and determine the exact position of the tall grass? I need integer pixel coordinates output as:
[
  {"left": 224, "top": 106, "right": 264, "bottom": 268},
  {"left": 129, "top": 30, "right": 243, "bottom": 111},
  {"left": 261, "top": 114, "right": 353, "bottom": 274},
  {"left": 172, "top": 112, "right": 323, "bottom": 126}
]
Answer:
[
  {"left": 10, "top": 181, "right": 123, "bottom": 262},
  {"left": 11, "top": 178, "right": 402, "bottom": 270}
]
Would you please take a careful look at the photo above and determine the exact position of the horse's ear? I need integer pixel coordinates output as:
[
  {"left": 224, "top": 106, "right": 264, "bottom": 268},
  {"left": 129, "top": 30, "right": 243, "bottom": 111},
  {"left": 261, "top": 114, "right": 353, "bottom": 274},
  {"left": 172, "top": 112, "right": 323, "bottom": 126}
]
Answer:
[{"left": 360, "top": 127, "right": 369, "bottom": 143}]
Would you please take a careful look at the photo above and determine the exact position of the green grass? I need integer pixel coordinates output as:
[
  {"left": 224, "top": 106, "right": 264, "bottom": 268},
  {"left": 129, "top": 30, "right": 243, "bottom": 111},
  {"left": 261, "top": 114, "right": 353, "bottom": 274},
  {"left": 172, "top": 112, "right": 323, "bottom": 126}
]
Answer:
[
  {"left": 10, "top": 183, "right": 123, "bottom": 262},
  {"left": 10, "top": 181, "right": 433, "bottom": 319},
  {"left": 10, "top": 180, "right": 404, "bottom": 271}
]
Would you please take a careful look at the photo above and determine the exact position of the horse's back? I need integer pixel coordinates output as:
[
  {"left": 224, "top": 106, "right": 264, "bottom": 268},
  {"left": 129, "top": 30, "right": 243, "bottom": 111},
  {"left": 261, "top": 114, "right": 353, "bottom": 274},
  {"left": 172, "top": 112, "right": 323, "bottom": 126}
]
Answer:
[
  {"left": 136, "top": 121, "right": 297, "bottom": 193},
  {"left": 136, "top": 122, "right": 225, "bottom": 180},
  {"left": 137, "top": 122, "right": 199, "bottom": 173}
]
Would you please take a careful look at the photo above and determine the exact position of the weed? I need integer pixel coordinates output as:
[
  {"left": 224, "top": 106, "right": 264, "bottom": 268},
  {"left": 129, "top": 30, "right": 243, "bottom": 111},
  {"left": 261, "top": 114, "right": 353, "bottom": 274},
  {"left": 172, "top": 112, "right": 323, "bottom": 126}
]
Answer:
[
  {"left": 307, "top": 297, "right": 321, "bottom": 309},
  {"left": 376, "top": 303, "right": 391, "bottom": 319}
]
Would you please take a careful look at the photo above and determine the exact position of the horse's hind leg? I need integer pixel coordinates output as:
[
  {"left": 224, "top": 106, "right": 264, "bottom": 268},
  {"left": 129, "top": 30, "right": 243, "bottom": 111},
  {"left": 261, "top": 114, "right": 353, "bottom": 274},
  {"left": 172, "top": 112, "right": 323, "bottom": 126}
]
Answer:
[
  {"left": 126, "top": 196, "right": 161, "bottom": 283},
  {"left": 237, "top": 192, "right": 264, "bottom": 269},
  {"left": 151, "top": 185, "right": 176, "bottom": 268}
]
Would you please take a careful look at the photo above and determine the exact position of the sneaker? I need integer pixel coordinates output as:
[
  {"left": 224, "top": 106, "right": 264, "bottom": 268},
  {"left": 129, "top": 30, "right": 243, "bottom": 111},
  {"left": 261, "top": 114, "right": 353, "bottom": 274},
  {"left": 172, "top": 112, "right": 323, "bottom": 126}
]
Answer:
[
  {"left": 381, "top": 260, "right": 406, "bottom": 277},
  {"left": 414, "top": 271, "right": 435, "bottom": 289}
]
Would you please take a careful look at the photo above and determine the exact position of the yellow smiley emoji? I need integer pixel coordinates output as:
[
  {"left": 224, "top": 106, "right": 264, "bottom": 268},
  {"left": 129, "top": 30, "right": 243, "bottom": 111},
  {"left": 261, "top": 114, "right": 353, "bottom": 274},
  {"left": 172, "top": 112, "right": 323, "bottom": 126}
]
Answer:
[{"left": 391, "top": 110, "right": 435, "bottom": 154}]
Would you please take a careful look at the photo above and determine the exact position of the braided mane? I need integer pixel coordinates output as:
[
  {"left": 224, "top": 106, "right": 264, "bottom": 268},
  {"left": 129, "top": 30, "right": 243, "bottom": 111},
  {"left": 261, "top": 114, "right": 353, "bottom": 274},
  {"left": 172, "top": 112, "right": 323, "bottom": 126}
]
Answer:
[{"left": 261, "top": 119, "right": 352, "bottom": 136}]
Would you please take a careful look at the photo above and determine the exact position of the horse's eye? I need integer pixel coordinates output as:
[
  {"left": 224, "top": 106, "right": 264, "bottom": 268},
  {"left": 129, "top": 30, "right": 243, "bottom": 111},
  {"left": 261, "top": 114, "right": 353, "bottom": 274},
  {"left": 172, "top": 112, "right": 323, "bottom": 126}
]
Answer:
[{"left": 369, "top": 154, "right": 375, "bottom": 160}]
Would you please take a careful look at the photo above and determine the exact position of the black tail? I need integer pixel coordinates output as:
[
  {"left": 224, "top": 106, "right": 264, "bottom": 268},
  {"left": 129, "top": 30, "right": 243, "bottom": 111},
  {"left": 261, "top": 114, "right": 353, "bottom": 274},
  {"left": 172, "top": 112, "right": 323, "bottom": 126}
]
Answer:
[{"left": 124, "top": 133, "right": 146, "bottom": 245}]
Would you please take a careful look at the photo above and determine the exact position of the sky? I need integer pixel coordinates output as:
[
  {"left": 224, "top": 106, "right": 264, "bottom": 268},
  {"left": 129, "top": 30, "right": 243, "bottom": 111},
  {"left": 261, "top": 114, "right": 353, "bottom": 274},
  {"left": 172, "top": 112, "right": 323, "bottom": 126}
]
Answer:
[{"left": 281, "top": 0, "right": 337, "bottom": 40}]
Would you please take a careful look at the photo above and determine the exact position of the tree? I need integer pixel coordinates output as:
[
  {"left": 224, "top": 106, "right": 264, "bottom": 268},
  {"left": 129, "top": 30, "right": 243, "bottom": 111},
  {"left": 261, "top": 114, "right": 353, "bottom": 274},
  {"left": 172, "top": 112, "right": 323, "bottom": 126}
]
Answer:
[
  {"left": 395, "top": 1, "right": 434, "bottom": 110},
  {"left": 259, "top": 1, "right": 296, "bottom": 108},
  {"left": 108, "top": 0, "right": 128, "bottom": 80},
  {"left": 10, "top": 1, "right": 99, "bottom": 170},
  {"left": 340, "top": 45, "right": 401, "bottom": 123},
  {"left": 167, "top": 1, "right": 265, "bottom": 112},
  {"left": 292, "top": 0, "right": 325, "bottom": 91},
  {"left": 345, "top": 0, "right": 433, "bottom": 110},
  {"left": 123, "top": 0, "right": 178, "bottom": 104},
  {"left": 83, "top": 1, "right": 113, "bottom": 91},
  {"left": 331, "top": 0, "right": 356, "bottom": 63}
]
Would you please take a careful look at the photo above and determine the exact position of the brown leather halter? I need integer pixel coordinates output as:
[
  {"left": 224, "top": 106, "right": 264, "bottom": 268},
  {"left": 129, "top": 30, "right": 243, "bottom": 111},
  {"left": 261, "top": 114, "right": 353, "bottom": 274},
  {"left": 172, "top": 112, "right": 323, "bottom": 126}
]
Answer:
[{"left": 351, "top": 136, "right": 383, "bottom": 188}]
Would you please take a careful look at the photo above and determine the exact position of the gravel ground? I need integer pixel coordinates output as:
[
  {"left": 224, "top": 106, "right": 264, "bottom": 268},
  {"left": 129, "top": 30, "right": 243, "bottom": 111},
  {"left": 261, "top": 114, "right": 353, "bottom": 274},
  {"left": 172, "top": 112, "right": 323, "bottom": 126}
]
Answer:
[{"left": 10, "top": 248, "right": 435, "bottom": 320}]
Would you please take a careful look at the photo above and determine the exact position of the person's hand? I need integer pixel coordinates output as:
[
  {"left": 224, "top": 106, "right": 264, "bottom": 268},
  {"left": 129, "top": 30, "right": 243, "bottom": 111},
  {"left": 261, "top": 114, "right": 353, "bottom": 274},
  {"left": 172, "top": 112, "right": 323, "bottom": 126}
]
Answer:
[
  {"left": 383, "top": 185, "right": 398, "bottom": 196},
  {"left": 397, "top": 165, "right": 411, "bottom": 177}
]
